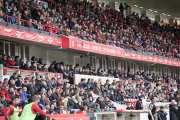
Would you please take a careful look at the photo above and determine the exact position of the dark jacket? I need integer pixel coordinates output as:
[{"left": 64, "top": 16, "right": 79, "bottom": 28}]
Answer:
[
  {"left": 15, "top": 79, "right": 21, "bottom": 87},
  {"left": 126, "top": 106, "right": 134, "bottom": 110},
  {"left": 24, "top": 64, "right": 30, "bottom": 70},
  {"left": 30, "top": 66, "right": 37, "bottom": 71},
  {"left": 176, "top": 106, "right": 180, "bottom": 119},
  {"left": 135, "top": 100, "right": 143, "bottom": 110},
  {"left": 157, "top": 110, "right": 167, "bottom": 120},
  {"left": 35, "top": 79, "right": 42, "bottom": 88},
  {"left": 31, "top": 8, "right": 40, "bottom": 21},
  {"left": 169, "top": 104, "right": 178, "bottom": 120}
]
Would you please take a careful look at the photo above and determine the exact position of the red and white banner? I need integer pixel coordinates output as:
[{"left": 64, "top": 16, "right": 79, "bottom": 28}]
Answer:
[
  {"left": 67, "top": 37, "right": 124, "bottom": 58},
  {"left": 0, "top": 26, "right": 62, "bottom": 46},
  {"left": 125, "top": 52, "right": 180, "bottom": 67}
]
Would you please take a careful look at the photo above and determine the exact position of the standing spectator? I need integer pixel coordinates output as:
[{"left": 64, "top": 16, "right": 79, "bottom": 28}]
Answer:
[
  {"left": 170, "top": 99, "right": 178, "bottom": 120},
  {"left": 157, "top": 106, "right": 167, "bottom": 120},
  {"left": 135, "top": 96, "right": 143, "bottom": 110},
  {"left": 119, "top": 3, "right": 124, "bottom": 14}
]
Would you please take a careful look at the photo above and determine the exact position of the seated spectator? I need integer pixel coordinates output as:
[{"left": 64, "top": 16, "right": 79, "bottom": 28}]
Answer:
[
  {"left": 126, "top": 102, "right": 134, "bottom": 110},
  {"left": 6, "top": 56, "right": 16, "bottom": 67},
  {"left": 8, "top": 12, "right": 16, "bottom": 24},
  {"left": 22, "top": 87, "right": 28, "bottom": 103},
  {"left": 19, "top": 58, "right": 24, "bottom": 69},
  {"left": 0, "top": 86, "right": 11, "bottom": 103},
  {"left": 30, "top": 62, "right": 37, "bottom": 71},
  {"left": 24, "top": 61, "right": 30, "bottom": 70},
  {"left": 0, "top": 95, "right": 7, "bottom": 107},
  {"left": 94, "top": 103, "right": 101, "bottom": 112}
]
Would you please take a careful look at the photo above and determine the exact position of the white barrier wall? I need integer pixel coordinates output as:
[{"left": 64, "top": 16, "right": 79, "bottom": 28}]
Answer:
[
  {"left": 73, "top": 74, "right": 119, "bottom": 85},
  {"left": 0, "top": 64, "right": 49, "bottom": 82}
]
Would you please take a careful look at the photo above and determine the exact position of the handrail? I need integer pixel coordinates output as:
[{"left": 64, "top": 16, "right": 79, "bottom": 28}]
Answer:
[{"left": 3, "top": 67, "right": 49, "bottom": 74}]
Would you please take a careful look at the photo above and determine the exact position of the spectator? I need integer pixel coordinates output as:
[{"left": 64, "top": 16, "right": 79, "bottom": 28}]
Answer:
[
  {"left": 126, "top": 102, "right": 134, "bottom": 110},
  {"left": 22, "top": 87, "right": 28, "bottom": 103},
  {"left": 170, "top": 99, "right": 178, "bottom": 120},
  {"left": 6, "top": 56, "right": 16, "bottom": 67},
  {"left": 0, "top": 86, "right": 11, "bottom": 103},
  {"left": 30, "top": 62, "right": 37, "bottom": 71},
  {"left": 14, "top": 56, "right": 20, "bottom": 67},
  {"left": 19, "top": 58, "right": 24, "bottom": 69},
  {"left": 157, "top": 106, "right": 167, "bottom": 120},
  {"left": 0, "top": 95, "right": 7, "bottom": 107},
  {"left": 135, "top": 96, "right": 143, "bottom": 110},
  {"left": 24, "top": 61, "right": 30, "bottom": 70}
]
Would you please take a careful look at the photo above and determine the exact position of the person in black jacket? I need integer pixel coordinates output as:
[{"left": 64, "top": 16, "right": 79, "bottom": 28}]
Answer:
[
  {"left": 177, "top": 102, "right": 180, "bottom": 120},
  {"left": 24, "top": 61, "right": 30, "bottom": 70},
  {"left": 126, "top": 102, "right": 134, "bottom": 110},
  {"left": 31, "top": 7, "right": 41, "bottom": 21},
  {"left": 15, "top": 74, "right": 22, "bottom": 87},
  {"left": 135, "top": 96, "right": 143, "bottom": 110},
  {"left": 170, "top": 99, "right": 178, "bottom": 120},
  {"left": 157, "top": 106, "right": 167, "bottom": 120}
]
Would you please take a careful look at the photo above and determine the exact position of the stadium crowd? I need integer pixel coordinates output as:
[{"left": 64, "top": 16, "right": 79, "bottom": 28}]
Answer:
[
  {"left": 0, "top": 54, "right": 180, "bottom": 114},
  {"left": 0, "top": 0, "right": 180, "bottom": 58}
]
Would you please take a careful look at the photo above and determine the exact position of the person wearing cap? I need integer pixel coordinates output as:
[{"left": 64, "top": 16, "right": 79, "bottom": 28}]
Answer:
[
  {"left": 78, "top": 78, "right": 87, "bottom": 89},
  {"left": 157, "top": 106, "right": 167, "bottom": 120},
  {"left": 6, "top": 97, "right": 21, "bottom": 120},
  {"left": 6, "top": 56, "right": 16, "bottom": 67},
  {"left": 15, "top": 74, "right": 22, "bottom": 87}
]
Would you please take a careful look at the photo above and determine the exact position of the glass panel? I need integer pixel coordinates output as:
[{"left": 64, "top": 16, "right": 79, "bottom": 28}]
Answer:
[
  {"left": 5, "top": 43, "right": 8, "bottom": 55},
  {"left": 99, "top": 59, "right": 102, "bottom": 68},
  {"left": 112, "top": 61, "right": 114, "bottom": 70},
  {"left": 10, "top": 43, "right": 15, "bottom": 57},
  {"left": 20, "top": 46, "right": 24, "bottom": 58},
  {"left": 0, "top": 41, "right": 3, "bottom": 54},
  {"left": 25, "top": 46, "right": 29, "bottom": 60},
  {"left": 93, "top": 58, "right": 95, "bottom": 69},
  {"left": 90, "top": 57, "right": 92, "bottom": 67},
  {"left": 115, "top": 61, "right": 118, "bottom": 70}
]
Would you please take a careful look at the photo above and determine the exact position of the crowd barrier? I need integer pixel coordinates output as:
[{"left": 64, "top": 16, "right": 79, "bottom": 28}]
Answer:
[
  {"left": 73, "top": 74, "right": 119, "bottom": 85},
  {"left": 0, "top": 64, "right": 63, "bottom": 82},
  {"left": 74, "top": 74, "right": 179, "bottom": 91}
]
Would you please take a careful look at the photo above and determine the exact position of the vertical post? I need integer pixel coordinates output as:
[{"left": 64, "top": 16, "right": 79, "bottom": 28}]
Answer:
[{"left": 0, "top": 64, "right": 3, "bottom": 82}]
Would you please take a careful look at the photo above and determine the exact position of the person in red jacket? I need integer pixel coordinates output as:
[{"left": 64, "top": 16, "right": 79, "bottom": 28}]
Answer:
[
  {"left": 6, "top": 56, "right": 16, "bottom": 67},
  {"left": 0, "top": 86, "right": 11, "bottom": 103},
  {"left": 2, "top": 104, "right": 10, "bottom": 116}
]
